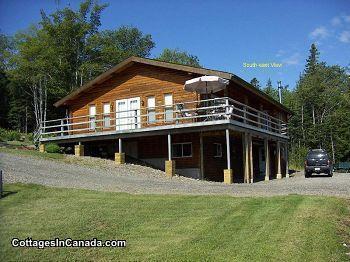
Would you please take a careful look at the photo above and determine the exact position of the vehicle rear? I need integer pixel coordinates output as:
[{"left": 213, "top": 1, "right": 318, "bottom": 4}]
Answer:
[{"left": 304, "top": 149, "right": 333, "bottom": 177}]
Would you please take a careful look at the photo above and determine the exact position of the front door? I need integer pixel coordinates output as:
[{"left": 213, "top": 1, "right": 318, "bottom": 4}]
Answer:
[{"left": 116, "top": 97, "right": 141, "bottom": 131}]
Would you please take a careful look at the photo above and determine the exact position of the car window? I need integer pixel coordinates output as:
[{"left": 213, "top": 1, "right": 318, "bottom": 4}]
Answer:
[{"left": 307, "top": 152, "right": 329, "bottom": 159}]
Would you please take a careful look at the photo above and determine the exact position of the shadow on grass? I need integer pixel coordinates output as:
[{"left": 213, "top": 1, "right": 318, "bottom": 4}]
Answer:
[{"left": 0, "top": 190, "right": 18, "bottom": 199}]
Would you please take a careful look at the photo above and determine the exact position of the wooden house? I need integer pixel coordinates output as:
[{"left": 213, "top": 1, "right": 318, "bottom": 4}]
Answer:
[{"left": 38, "top": 57, "right": 291, "bottom": 183}]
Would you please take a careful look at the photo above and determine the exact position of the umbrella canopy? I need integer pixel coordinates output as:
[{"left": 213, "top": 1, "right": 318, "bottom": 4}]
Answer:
[{"left": 184, "top": 76, "right": 229, "bottom": 94}]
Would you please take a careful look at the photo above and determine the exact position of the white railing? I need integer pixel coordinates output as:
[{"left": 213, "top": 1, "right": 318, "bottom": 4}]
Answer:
[{"left": 38, "top": 97, "right": 288, "bottom": 139}]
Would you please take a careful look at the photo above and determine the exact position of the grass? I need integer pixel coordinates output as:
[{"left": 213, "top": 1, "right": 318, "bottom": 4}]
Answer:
[
  {"left": 0, "top": 184, "right": 349, "bottom": 261},
  {"left": 0, "top": 147, "right": 64, "bottom": 160}
]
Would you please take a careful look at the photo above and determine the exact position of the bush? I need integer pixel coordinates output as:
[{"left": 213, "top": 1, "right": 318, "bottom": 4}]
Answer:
[
  {"left": 0, "top": 128, "right": 21, "bottom": 141},
  {"left": 289, "top": 144, "right": 309, "bottom": 170},
  {"left": 45, "top": 143, "right": 61, "bottom": 153}
]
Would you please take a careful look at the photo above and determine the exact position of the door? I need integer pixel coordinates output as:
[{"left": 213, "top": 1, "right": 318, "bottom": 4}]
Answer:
[
  {"left": 116, "top": 97, "right": 141, "bottom": 131},
  {"left": 128, "top": 97, "right": 141, "bottom": 129},
  {"left": 116, "top": 99, "right": 128, "bottom": 130}
]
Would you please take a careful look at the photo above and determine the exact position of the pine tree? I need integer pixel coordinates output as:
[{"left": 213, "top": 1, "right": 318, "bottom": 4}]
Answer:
[
  {"left": 263, "top": 78, "right": 278, "bottom": 101},
  {"left": 305, "top": 43, "right": 319, "bottom": 74},
  {"left": 250, "top": 78, "right": 261, "bottom": 89}
]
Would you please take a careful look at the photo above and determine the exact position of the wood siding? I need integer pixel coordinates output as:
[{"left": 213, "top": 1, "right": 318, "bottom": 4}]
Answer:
[{"left": 68, "top": 63, "right": 200, "bottom": 133}]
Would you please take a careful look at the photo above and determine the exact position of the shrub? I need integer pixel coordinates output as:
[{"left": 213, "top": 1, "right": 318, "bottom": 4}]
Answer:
[
  {"left": 289, "top": 144, "right": 309, "bottom": 170},
  {"left": 0, "top": 128, "right": 21, "bottom": 141},
  {"left": 45, "top": 143, "right": 61, "bottom": 153}
]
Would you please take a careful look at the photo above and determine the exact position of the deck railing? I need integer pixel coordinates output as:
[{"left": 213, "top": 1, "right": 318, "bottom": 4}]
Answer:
[{"left": 38, "top": 97, "right": 288, "bottom": 140}]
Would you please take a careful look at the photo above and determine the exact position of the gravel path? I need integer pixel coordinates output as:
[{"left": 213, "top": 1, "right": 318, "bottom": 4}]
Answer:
[{"left": 1, "top": 152, "right": 349, "bottom": 198}]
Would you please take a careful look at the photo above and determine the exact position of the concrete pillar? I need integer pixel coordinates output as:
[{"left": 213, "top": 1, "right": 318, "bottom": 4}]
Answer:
[
  {"left": 224, "top": 169, "right": 233, "bottom": 184},
  {"left": 74, "top": 144, "right": 84, "bottom": 156},
  {"left": 39, "top": 143, "right": 45, "bottom": 153},
  {"left": 276, "top": 141, "right": 282, "bottom": 179},
  {"left": 249, "top": 134, "right": 254, "bottom": 183},
  {"left": 285, "top": 143, "right": 289, "bottom": 178},
  {"left": 264, "top": 138, "right": 270, "bottom": 181},
  {"left": 115, "top": 153, "right": 125, "bottom": 165},
  {"left": 165, "top": 160, "right": 175, "bottom": 177},
  {"left": 115, "top": 138, "right": 125, "bottom": 165}
]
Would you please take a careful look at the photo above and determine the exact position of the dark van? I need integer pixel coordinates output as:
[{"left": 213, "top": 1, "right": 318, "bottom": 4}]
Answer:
[{"left": 305, "top": 149, "right": 333, "bottom": 178}]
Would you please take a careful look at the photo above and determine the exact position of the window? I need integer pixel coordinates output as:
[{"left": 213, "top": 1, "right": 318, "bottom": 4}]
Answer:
[
  {"left": 172, "top": 143, "right": 192, "bottom": 158},
  {"left": 147, "top": 96, "right": 156, "bottom": 123},
  {"left": 103, "top": 103, "right": 111, "bottom": 128},
  {"left": 164, "top": 93, "right": 173, "bottom": 121},
  {"left": 89, "top": 105, "right": 96, "bottom": 130},
  {"left": 214, "top": 143, "right": 222, "bottom": 158}
]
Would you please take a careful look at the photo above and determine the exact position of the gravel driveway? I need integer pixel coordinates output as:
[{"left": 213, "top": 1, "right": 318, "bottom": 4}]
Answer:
[{"left": 1, "top": 152, "right": 349, "bottom": 198}]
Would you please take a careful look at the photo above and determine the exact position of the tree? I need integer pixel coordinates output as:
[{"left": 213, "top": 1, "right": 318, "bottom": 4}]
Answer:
[
  {"left": 305, "top": 43, "right": 320, "bottom": 74},
  {"left": 156, "top": 48, "right": 201, "bottom": 67},
  {"left": 250, "top": 78, "right": 261, "bottom": 89},
  {"left": 263, "top": 78, "right": 278, "bottom": 101},
  {"left": 6, "top": 0, "right": 155, "bottom": 132},
  {"left": 86, "top": 26, "right": 155, "bottom": 72}
]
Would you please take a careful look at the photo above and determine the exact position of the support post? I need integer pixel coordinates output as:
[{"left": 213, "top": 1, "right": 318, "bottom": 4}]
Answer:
[
  {"left": 276, "top": 141, "right": 282, "bottom": 179},
  {"left": 119, "top": 138, "right": 122, "bottom": 153},
  {"left": 243, "top": 133, "right": 250, "bottom": 183},
  {"left": 264, "top": 138, "right": 270, "bottom": 181},
  {"left": 249, "top": 134, "right": 254, "bottom": 183},
  {"left": 285, "top": 143, "right": 289, "bottom": 178},
  {"left": 224, "top": 129, "right": 233, "bottom": 184},
  {"left": 75, "top": 143, "right": 84, "bottom": 156},
  {"left": 200, "top": 133, "right": 204, "bottom": 180},
  {"left": 115, "top": 138, "right": 125, "bottom": 165},
  {"left": 165, "top": 133, "right": 175, "bottom": 177},
  {"left": 60, "top": 119, "right": 64, "bottom": 136}
]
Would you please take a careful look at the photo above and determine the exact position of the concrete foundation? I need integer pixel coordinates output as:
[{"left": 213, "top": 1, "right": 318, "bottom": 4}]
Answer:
[
  {"left": 74, "top": 145, "right": 84, "bottom": 156},
  {"left": 39, "top": 144, "right": 45, "bottom": 153},
  {"left": 224, "top": 169, "right": 233, "bottom": 184},
  {"left": 165, "top": 160, "right": 175, "bottom": 177},
  {"left": 115, "top": 153, "right": 125, "bottom": 165}
]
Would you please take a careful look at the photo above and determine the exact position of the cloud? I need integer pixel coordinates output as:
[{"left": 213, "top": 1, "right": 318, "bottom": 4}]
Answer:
[
  {"left": 282, "top": 52, "right": 301, "bottom": 65},
  {"left": 331, "top": 17, "right": 342, "bottom": 26},
  {"left": 339, "top": 31, "right": 350, "bottom": 43},
  {"left": 275, "top": 49, "right": 285, "bottom": 57},
  {"left": 309, "top": 26, "right": 329, "bottom": 39},
  {"left": 343, "top": 15, "right": 350, "bottom": 23}
]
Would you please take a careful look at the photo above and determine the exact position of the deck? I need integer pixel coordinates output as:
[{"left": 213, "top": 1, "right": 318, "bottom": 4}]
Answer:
[{"left": 37, "top": 97, "right": 288, "bottom": 143}]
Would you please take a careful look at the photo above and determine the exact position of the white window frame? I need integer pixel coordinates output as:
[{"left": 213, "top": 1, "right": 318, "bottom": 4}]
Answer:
[
  {"left": 103, "top": 102, "right": 111, "bottom": 128},
  {"left": 89, "top": 105, "right": 96, "bottom": 131},
  {"left": 147, "top": 96, "right": 156, "bottom": 124},
  {"left": 164, "top": 93, "right": 173, "bottom": 122},
  {"left": 172, "top": 142, "right": 192, "bottom": 158},
  {"left": 214, "top": 143, "right": 222, "bottom": 158}
]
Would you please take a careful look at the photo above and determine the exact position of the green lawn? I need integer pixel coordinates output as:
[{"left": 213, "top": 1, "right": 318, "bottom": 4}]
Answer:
[
  {"left": 0, "top": 147, "right": 64, "bottom": 160},
  {"left": 0, "top": 184, "right": 349, "bottom": 261}
]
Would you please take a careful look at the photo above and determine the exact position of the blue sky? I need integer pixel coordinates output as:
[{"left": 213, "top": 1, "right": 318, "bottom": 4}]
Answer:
[{"left": 1, "top": 0, "right": 349, "bottom": 89}]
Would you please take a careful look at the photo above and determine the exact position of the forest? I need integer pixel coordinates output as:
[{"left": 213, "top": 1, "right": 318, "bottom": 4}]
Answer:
[{"left": 0, "top": 0, "right": 349, "bottom": 167}]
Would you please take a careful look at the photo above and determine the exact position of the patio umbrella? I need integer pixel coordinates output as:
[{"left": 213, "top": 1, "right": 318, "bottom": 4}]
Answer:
[{"left": 184, "top": 76, "right": 229, "bottom": 94}]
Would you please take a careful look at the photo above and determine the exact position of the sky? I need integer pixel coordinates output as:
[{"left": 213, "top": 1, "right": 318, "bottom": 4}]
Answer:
[{"left": 1, "top": 0, "right": 350, "bottom": 89}]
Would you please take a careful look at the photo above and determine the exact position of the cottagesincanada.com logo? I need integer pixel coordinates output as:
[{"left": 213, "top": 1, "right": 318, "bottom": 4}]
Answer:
[{"left": 11, "top": 237, "right": 126, "bottom": 249}]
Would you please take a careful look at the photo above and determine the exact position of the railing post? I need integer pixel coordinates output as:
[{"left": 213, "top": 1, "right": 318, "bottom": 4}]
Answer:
[
  {"left": 225, "top": 97, "right": 229, "bottom": 117},
  {"left": 60, "top": 119, "right": 64, "bottom": 136},
  {"left": 243, "top": 106, "right": 247, "bottom": 124}
]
